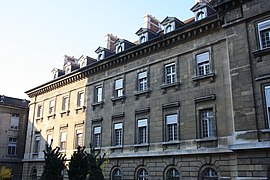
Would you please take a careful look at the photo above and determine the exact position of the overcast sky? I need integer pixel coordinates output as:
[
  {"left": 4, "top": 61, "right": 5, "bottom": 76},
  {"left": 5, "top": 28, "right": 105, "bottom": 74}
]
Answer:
[{"left": 0, "top": 0, "right": 195, "bottom": 100}]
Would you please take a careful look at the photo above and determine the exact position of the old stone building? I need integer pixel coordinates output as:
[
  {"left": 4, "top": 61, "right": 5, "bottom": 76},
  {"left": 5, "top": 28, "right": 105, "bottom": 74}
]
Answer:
[
  {"left": 0, "top": 95, "right": 29, "bottom": 179},
  {"left": 23, "top": 0, "right": 270, "bottom": 179}
]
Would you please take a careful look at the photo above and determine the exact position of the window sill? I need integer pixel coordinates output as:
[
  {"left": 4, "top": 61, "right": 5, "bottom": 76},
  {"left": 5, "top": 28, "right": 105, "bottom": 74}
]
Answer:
[
  {"left": 47, "top": 114, "right": 56, "bottom": 119},
  {"left": 94, "top": 147, "right": 101, "bottom": 151},
  {"left": 162, "top": 140, "right": 180, "bottom": 145},
  {"left": 160, "top": 82, "right": 180, "bottom": 94},
  {"left": 75, "top": 106, "right": 86, "bottom": 113},
  {"left": 36, "top": 117, "right": 43, "bottom": 121},
  {"left": 111, "top": 96, "right": 126, "bottom": 105},
  {"left": 196, "top": 137, "right": 217, "bottom": 142},
  {"left": 133, "top": 89, "right": 151, "bottom": 100},
  {"left": 60, "top": 110, "right": 70, "bottom": 117},
  {"left": 192, "top": 73, "right": 215, "bottom": 86},
  {"left": 9, "top": 128, "right": 19, "bottom": 131},
  {"left": 6, "top": 154, "right": 17, "bottom": 157},
  {"left": 261, "top": 129, "right": 270, "bottom": 133},
  {"left": 134, "top": 143, "right": 149, "bottom": 147},
  {"left": 252, "top": 47, "right": 270, "bottom": 58},
  {"left": 111, "top": 145, "right": 123, "bottom": 150},
  {"left": 91, "top": 101, "right": 104, "bottom": 110}
]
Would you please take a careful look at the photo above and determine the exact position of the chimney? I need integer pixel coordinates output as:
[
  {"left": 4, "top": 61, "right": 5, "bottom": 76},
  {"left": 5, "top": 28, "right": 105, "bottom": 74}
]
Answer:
[
  {"left": 143, "top": 14, "right": 161, "bottom": 33},
  {"left": 104, "top": 34, "right": 118, "bottom": 51}
]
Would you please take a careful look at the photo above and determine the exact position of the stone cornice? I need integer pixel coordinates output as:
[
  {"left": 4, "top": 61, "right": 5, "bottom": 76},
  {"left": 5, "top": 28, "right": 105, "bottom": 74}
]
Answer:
[{"left": 26, "top": 14, "right": 224, "bottom": 98}]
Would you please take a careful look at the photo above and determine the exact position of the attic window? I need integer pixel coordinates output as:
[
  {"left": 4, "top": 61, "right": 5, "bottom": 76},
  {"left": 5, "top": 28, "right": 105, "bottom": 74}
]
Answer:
[
  {"left": 65, "top": 67, "right": 70, "bottom": 74},
  {"left": 197, "top": 10, "right": 205, "bottom": 21},
  {"left": 165, "top": 25, "right": 172, "bottom": 33},
  {"left": 80, "top": 61, "right": 86, "bottom": 68},
  {"left": 140, "top": 36, "right": 146, "bottom": 43}
]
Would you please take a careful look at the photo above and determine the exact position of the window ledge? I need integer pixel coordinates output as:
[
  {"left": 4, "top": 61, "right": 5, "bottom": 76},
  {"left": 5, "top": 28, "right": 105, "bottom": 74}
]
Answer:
[
  {"left": 162, "top": 140, "right": 180, "bottom": 145},
  {"left": 111, "top": 96, "right": 126, "bottom": 105},
  {"left": 252, "top": 47, "right": 270, "bottom": 58},
  {"left": 35, "top": 117, "right": 43, "bottom": 121},
  {"left": 94, "top": 147, "right": 101, "bottom": 151},
  {"left": 196, "top": 137, "right": 217, "bottom": 142},
  {"left": 111, "top": 145, "right": 123, "bottom": 150},
  {"left": 75, "top": 106, "right": 86, "bottom": 113},
  {"left": 160, "top": 82, "right": 180, "bottom": 94},
  {"left": 60, "top": 110, "right": 70, "bottom": 114},
  {"left": 133, "top": 89, "right": 151, "bottom": 100},
  {"left": 261, "top": 129, "right": 270, "bottom": 133},
  {"left": 47, "top": 114, "right": 56, "bottom": 118},
  {"left": 9, "top": 128, "right": 19, "bottom": 131},
  {"left": 192, "top": 73, "right": 215, "bottom": 81},
  {"left": 134, "top": 143, "right": 149, "bottom": 148},
  {"left": 32, "top": 152, "right": 39, "bottom": 155},
  {"left": 91, "top": 101, "right": 104, "bottom": 110}
]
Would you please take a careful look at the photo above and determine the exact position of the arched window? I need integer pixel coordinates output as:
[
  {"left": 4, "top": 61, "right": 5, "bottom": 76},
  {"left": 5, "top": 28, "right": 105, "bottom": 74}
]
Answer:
[
  {"left": 98, "top": 53, "right": 103, "bottom": 60},
  {"left": 140, "top": 36, "right": 146, "bottom": 44},
  {"left": 165, "top": 25, "right": 172, "bottom": 33},
  {"left": 197, "top": 10, "right": 205, "bottom": 21},
  {"left": 112, "top": 168, "right": 122, "bottom": 180},
  {"left": 137, "top": 168, "right": 148, "bottom": 180},
  {"left": 31, "top": 168, "right": 37, "bottom": 180},
  {"left": 166, "top": 168, "right": 180, "bottom": 180},
  {"left": 117, "top": 46, "right": 123, "bottom": 53},
  {"left": 201, "top": 167, "right": 218, "bottom": 180}
]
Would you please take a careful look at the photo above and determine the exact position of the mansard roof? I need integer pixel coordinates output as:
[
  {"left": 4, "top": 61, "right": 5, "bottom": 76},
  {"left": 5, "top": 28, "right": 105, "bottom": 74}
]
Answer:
[
  {"left": 114, "top": 39, "right": 135, "bottom": 47},
  {"left": 95, "top": 46, "right": 114, "bottom": 53},
  {"left": 190, "top": 2, "right": 213, "bottom": 12},
  {"left": 135, "top": 28, "right": 158, "bottom": 36},
  {"left": 0, "top": 95, "right": 29, "bottom": 109}
]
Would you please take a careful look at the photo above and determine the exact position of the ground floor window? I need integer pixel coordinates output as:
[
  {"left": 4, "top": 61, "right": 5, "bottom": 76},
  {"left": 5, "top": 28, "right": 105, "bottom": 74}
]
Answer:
[
  {"left": 137, "top": 168, "right": 148, "bottom": 180},
  {"left": 112, "top": 168, "right": 122, "bottom": 180},
  {"left": 201, "top": 167, "right": 218, "bottom": 180},
  {"left": 166, "top": 168, "right": 180, "bottom": 180}
]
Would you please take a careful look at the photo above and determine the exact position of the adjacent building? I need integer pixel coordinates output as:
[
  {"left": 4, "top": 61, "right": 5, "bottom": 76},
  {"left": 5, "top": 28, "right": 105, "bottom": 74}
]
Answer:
[
  {"left": 0, "top": 95, "right": 29, "bottom": 179},
  {"left": 23, "top": 0, "right": 270, "bottom": 179}
]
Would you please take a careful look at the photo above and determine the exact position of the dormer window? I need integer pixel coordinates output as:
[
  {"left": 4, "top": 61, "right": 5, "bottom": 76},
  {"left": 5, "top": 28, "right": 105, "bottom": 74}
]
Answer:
[
  {"left": 191, "top": 2, "right": 215, "bottom": 22},
  {"left": 140, "top": 36, "right": 146, "bottom": 43},
  {"left": 165, "top": 25, "right": 172, "bottom": 33},
  {"left": 80, "top": 61, "right": 86, "bottom": 68},
  {"left": 65, "top": 67, "right": 70, "bottom": 74}
]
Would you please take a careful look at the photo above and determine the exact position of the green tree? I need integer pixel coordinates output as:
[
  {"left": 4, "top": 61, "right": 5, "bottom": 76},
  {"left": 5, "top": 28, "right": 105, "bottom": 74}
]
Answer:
[
  {"left": 40, "top": 144, "right": 66, "bottom": 180},
  {"left": 0, "top": 166, "right": 12, "bottom": 180},
  {"left": 68, "top": 145, "right": 106, "bottom": 180}
]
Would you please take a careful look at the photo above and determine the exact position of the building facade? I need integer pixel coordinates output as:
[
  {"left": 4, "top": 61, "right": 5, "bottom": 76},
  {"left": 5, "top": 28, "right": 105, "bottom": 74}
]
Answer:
[
  {"left": 23, "top": 0, "right": 270, "bottom": 179},
  {"left": 0, "top": 95, "right": 29, "bottom": 180}
]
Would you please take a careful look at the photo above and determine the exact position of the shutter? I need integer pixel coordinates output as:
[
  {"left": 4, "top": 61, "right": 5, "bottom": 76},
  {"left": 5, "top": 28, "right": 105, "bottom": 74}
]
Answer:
[
  {"left": 166, "top": 114, "right": 177, "bottom": 124},
  {"left": 94, "top": 127, "right": 101, "bottom": 134},
  {"left": 258, "top": 20, "right": 270, "bottom": 31},
  {"left": 138, "top": 71, "right": 147, "bottom": 79},
  {"left": 196, "top": 52, "right": 209, "bottom": 63},
  {"left": 138, "top": 119, "right": 147, "bottom": 127},
  {"left": 114, "top": 123, "right": 123, "bottom": 130}
]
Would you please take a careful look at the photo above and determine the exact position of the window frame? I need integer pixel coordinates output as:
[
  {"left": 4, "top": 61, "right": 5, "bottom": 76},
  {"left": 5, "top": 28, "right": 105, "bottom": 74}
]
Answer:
[
  {"left": 137, "top": 168, "right": 149, "bottom": 180},
  {"left": 62, "top": 96, "right": 69, "bottom": 111},
  {"left": 200, "top": 108, "right": 216, "bottom": 138},
  {"left": 196, "top": 51, "right": 211, "bottom": 77},
  {"left": 264, "top": 85, "right": 270, "bottom": 128},
  {"left": 114, "top": 122, "right": 123, "bottom": 147},
  {"left": 165, "top": 167, "right": 180, "bottom": 180},
  {"left": 95, "top": 85, "right": 103, "bottom": 103},
  {"left": 112, "top": 168, "right": 122, "bottom": 180},
  {"left": 75, "top": 129, "right": 83, "bottom": 148},
  {"left": 60, "top": 130, "right": 67, "bottom": 150},
  {"left": 137, "top": 118, "right": 148, "bottom": 144},
  {"left": 33, "top": 133, "right": 40, "bottom": 153},
  {"left": 258, "top": 19, "right": 270, "bottom": 49},
  {"left": 164, "top": 63, "right": 176, "bottom": 84},
  {"left": 77, "top": 91, "right": 85, "bottom": 107},
  {"left": 37, "top": 104, "right": 42, "bottom": 118},
  {"left": 49, "top": 99, "right": 55, "bottom": 115},
  {"left": 7, "top": 137, "right": 17, "bottom": 155},
  {"left": 137, "top": 71, "right": 148, "bottom": 92},
  {"left": 10, "top": 115, "right": 19, "bottom": 130},
  {"left": 115, "top": 79, "right": 124, "bottom": 98},
  {"left": 165, "top": 114, "right": 178, "bottom": 142},
  {"left": 93, "top": 126, "right": 102, "bottom": 148}
]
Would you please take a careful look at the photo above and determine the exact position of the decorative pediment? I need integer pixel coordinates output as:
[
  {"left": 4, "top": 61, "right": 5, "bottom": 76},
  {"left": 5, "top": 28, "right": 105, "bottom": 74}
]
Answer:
[{"left": 160, "top": 17, "right": 183, "bottom": 26}]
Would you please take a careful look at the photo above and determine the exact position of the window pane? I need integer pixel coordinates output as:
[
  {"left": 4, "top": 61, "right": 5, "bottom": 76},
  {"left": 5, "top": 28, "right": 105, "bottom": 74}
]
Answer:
[
  {"left": 165, "top": 64, "right": 176, "bottom": 84},
  {"left": 201, "top": 109, "right": 215, "bottom": 138}
]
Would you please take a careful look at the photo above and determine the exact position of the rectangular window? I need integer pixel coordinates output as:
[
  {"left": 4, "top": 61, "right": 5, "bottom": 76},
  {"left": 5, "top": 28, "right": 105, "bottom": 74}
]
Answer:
[
  {"left": 165, "top": 63, "right": 176, "bottom": 84},
  {"left": 75, "top": 129, "right": 83, "bottom": 148},
  {"left": 62, "top": 96, "right": 69, "bottom": 111},
  {"left": 114, "top": 123, "right": 122, "bottom": 146},
  {"left": 49, "top": 100, "right": 55, "bottom": 114},
  {"left": 34, "top": 133, "right": 40, "bottom": 153},
  {"left": 93, "top": 126, "right": 101, "bottom": 148},
  {"left": 200, "top": 109, "right": 215, "bottom": 138},
  {"left": 138, "top": 71, "right": 148, "bottom": 91},
  {"left": 60, "top": 131, "right": 67, "bottom": 150},
  {"left": 138, "top": 119, "right": 148, "bottom": 144},
  {"left": 47, "top": 134, "right": 53, "bottom": 146},
  {"left": 258, "top": 20, "right": 270, "bottom": 49},
  {"left": 166, "top": 114, "right": 178, "bottom": 142},
  {"left": 10, "top": 115, "right": 19, "bottom": 130},
  {"left": 264, "top": 86, "right": 270, "bottom": 128},
  {"left": 77, "top": 91, "right": 85, "bottom": 107},
  {"left": 196, "top": 52, "right": 210, "bottom": 76},
  {"left": 37, "top": 105, "right": 42, "bottom": 118},
  {"left": 95, "top": 86, "right": 103, "bottom": 102},
  {"left": 115, "top": 79, "right": 123, "bottom": 97},
  {"left": 7, "top": 137, "right": 17, "bottom": 155}
]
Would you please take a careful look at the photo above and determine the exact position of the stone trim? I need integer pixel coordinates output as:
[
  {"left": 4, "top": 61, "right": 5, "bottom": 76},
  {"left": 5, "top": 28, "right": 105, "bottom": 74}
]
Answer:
[{"left": 195, "top": 94, "right": 216, "bottom": 103}]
